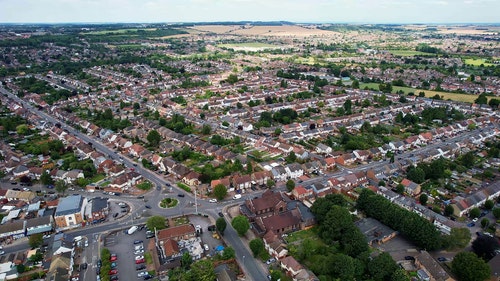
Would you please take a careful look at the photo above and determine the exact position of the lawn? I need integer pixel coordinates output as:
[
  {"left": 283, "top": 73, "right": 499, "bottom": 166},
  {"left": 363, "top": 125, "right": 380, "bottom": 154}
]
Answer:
[
  {"left": 159, "top": 198, "right": 178, "bottom": 208},
  {"left": 177, "top": 182, "right": 192, "bottom": 193},
  {"left": 136, "top": 181, "right": 152, "bottom": 191},
  {"left": 463, "top": 58, "right": 496, "bottom": 67},
  {"left": 360, "top": 82, "right": 486, "bottom": 103},
  {"left": 387, "top": 50, "right": 432, "bottom": 56},
  {"left": 284, "top": 227, "right": 327, "bottom": 258}
]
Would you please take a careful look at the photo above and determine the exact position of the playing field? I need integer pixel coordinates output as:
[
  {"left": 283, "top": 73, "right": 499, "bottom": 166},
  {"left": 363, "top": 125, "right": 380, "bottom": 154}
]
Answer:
[
  {"left": 360, "top": 83, "right": 488, "bottom": 103},
  {"left": 463, "top": 58, "right": 496, "bottom": 67},
  {"left": 387, "top": 50, "right": 432, "bottom": 56}
]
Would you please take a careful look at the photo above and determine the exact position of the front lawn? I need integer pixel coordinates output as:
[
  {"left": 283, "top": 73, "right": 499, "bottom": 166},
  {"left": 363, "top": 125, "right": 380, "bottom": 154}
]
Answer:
[{"left": 137, "top": 181, "right": 152, "bottom": 190}]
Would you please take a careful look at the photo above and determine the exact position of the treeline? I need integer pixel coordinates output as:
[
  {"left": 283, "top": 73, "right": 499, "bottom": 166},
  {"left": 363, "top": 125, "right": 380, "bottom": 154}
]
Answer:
[
  {"left": 306, "top": 194, "right": 409, "bottom": 281},
  {"left": 357, "top": 189, "right": 442, "bottom": 250},
  {"left": 416, "top": 43, "right": 443, "bottom": 54},
  {"left": 257, "top": 108, "right": 298, "bottom": 127},
  {"left": 90, "top": 108, "right": 131, "bottom": 132}
]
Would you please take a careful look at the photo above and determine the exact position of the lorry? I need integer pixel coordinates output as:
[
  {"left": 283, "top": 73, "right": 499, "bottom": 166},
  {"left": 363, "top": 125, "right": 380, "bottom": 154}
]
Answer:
[{"left": 127, "top": 225, "right": 138, "bottom": 235}]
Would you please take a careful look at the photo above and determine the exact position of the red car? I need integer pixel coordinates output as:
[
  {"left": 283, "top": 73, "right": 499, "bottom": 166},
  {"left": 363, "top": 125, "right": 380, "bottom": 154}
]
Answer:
[
  {"left": 110, "top": 256, "right": 117, "bottom": 262},
  {"left": 135, "top": 258, "right": 145, "bottom": 264},
  {"left": 109, "top": 269, "right": 118, "bottom": 275}
]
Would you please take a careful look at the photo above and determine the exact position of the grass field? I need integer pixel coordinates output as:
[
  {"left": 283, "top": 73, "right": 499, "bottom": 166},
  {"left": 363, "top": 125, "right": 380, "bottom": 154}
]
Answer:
[
  {"left": 463, "top": 58, "right": 496, "bottom": 67},
  {"left": 218, "top": 42, "right": 279, "bottom": 48},
  {"left": 360, "top": 82, "right": 487, "bottom": 103},
  {"left": 387, "top": 50, "right": 431, "bottom": 56}
]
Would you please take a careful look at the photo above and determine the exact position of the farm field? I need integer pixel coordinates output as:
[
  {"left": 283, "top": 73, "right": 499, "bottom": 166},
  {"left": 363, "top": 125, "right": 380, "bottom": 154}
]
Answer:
[
  {"left": 360, "top": 83, "right": 487, "bottom": 103},
  {"left": 81, "top": 28, "right": 156, "bottom": 35}
]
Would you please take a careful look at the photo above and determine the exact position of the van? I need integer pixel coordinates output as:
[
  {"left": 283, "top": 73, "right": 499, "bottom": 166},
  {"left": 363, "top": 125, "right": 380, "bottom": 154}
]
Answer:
[
  {"left": 233, "top": 194, "right": 242, "bottom": 200},
  {"left": 128, "top": 226, "right": 138, "bottom": 235},
  {"left": 73, "top": 236, "right": 83, "bottom": 242}
]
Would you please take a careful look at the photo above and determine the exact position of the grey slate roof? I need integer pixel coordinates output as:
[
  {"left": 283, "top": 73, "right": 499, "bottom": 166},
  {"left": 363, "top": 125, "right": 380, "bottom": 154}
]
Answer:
[{"left": 55, "top": 195, "right": 83, "bottom": 216}]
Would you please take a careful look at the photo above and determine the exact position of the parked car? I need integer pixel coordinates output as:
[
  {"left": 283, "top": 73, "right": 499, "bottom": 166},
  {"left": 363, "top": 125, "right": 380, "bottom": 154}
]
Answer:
[
  {"left": 135, "top": 255, "right": 144, "bottom": 261},
  {"left": 404, "top": 256, "right": 415, "bottom": 261},
  {"left": 134, "top": 249, "right": 144, "bottom": 255},
  {"left": 110, "top": 262, "right": 117, "bottom": 269},
  {"left": 135, "top": 258, "right": 145, "bottom": 264},
  {"left": 143, "top": 275, "right": 153, "bottom": 280},
  {"left": 109, "top": 269, "right": 118, "bottom": 275},
  {"left": 437, "top": 257, "right": 447, "bottom": 262},
  {"left": 266, "top": 258, "right": 276, "bottom": 265},
  {"left": 218, "top": 212, "right": 224, "bottom": 217},
  {"left": 110, "top": 254, "right": 117, "bottom": 262},
  {"left": 204, "top": 244, "right": 209, "bottom": 251},
  {"left": 137, "top": 271, "right": 148, "bottom": 278},
  {"left": 134, "top": 240, "right": 143, "bottom": 244},
  {"left": 110, "top": 276, "right": 118, "bottom": 281},
  {"left": 136, "top": 264, "right": 146, "bottom": 271},
  {"left": 209, "top": 198, "right": 217, "bottom": 203}
]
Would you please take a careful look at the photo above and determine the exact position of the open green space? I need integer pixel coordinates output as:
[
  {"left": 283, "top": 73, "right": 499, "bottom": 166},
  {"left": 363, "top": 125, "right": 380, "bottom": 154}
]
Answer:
[
  {"left": 464, "top": 58, "right": 496, "bottom": 67},
  {"left": 386, "top": 50, "right": 432, "bottom": 56},
  {"left": 159, "top": 197, "right": 178, "bottom": 208},
  {"left": 218, "top": 42, "right": 279, "bottom": 48},
  {"left": 360, "top": 82, "right": 486, "bottom": 103}
]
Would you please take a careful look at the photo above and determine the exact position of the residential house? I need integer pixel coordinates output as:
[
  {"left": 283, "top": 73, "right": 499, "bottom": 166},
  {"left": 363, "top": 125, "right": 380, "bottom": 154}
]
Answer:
[
  {"left": 271, "top": 165, "right": 288, "bottom": 182},
  {"left": 291, "top": 186, "right": 314, "bottom": 201},
  {"left": 400, "top": 178, "right": 421, "bottom": 196},
  {"left": 415, "top": 251, "right": 454, "bottom": 281},
  {"left": 262, "top": 231, "right": 288, "bottom": 259},
  {"left": 233, "top": 174, "right": 252, "bottom": 190},
  {"left": 155, "top": 224, "right": 196, "bottom": 260},
  {"left": 85, "top": 197, "right": 108, "bottom": 224},
  {"left": 355, "top": 218, "right": 398, "bottom": 246},
  {"left": 46, "top": 251, "right": 73, "bottom": 281},
  {"left": 315, "top": 143, "right": 332, "bottom": 154},
  {"left": 252, "top": 171, "right": 271, "bottom": 186},
  {"left": 183, "top": 171, "right": 201, "bottom": 186},
  {"left": 0, "top": 220, "right": 25, "bottom": 239}
]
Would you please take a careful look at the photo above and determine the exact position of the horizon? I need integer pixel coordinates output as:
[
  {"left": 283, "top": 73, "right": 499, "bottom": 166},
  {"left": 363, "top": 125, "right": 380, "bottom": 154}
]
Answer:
[{"left": 1, "top": 0, "right": 499, "bottom": 25}]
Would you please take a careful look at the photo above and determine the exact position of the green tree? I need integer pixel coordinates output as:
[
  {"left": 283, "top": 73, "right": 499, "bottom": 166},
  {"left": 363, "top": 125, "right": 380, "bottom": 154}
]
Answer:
[
  {"left": 443, "top": 228, "right": 471, "bottom": 250},
  {"left": 475, "top": 93, "right": 488, "bottom": 105},
  {"left": 213, "top": 184, "right": 227, "bottom": 200},
  {"left": 368, "top": 252, "right": 399, "bottom": 281},
  {"left": 249, "top": 238, "right": 264, "bottom": 257},
  {"left": 391, "top": 268, "right": 410, "bottom": 281},
  {"left": 180, "top": 252, "right": 192, "bottom": 270},
  {"left": 285, "top": 151, "right": 297, "bottom": 163},
  {"left": 286, "top": 179, "right": 295, "bottom": 192},
  {"left": 445, "top": 204, "right": 455, "bottom": 216},
  {"left": 231, "top": 215, "right": 250, "bottom": 236},
  {"left": 492, "top": 207, "right": 500, "bottom": 219},
  {"left": 40, "top": 170, "right": 54, "bottom": 186},
  {"left": 190, "top": 259, "right": 216, "bottom": 281},
  {"left": 480, "top": 218, "right": 490, "bottom": 229},
  {"left": 484, "top": 200, "right": 494, "bottom": 210},
  {"left": 29, "top": 233, "right": 43, "bottom": 249},
  {"left": 201, "top": 124, "right": 211, "bottom": 135},
  {"left": 419, "top": 194, "right": 428, "bottom": 206},
  {"left": 452, "top": 252, "right": 490, "bottom": 281},
  {"left": 221, "top": 246, "right": 235, "bottom": 260},
  {"left": 146, "top": 129, "right": 161, "bottom": 147},
  {"left": 266, "top": 179, "right": 275, "bottom": 189},
  {"left": 407, "top": 167, "right": 425, "bottom": 184},
  {"left": 469, "top": 208, "right": 481, "bottom": 219},
  {"left": 395, "top": 183, "right": 405, "bottom": 194},
  {"left": 216, "top": 217, "right": 227, "bottom": 235},
  {"left": 55, "top": 180, "right": 68, "bottom": 195},
  {"left": 146, "top": 216, "right": 167, "bottom": 231},
  {"left": 472, "top": 235, "right": 500, "bottom": 260},
  {"left": 16, "top": 124, "right": 29, "bottom": 135}
]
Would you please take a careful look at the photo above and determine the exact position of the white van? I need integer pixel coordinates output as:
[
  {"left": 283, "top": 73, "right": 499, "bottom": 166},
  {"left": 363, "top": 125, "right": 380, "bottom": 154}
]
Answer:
[
  {"left": 127, "top": 225, "right": 138, "bottom": 235},
  {"left": 233, "top": 194, "right": 242, "bottom": 200}
]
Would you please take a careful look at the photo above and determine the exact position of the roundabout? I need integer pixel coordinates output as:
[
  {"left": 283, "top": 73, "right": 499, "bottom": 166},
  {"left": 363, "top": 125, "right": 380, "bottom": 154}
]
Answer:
[{"left": 159, "top": 197, "right": 178, "bottom": 209}]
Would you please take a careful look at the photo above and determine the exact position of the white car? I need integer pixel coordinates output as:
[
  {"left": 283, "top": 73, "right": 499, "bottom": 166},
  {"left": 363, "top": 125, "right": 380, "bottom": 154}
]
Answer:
[
  {"left": 208, "top": 198, "right": 217, "bottom": 203},
  {"left": 137, "top": 271, "right": 148, "bottom": 278},
  {"left": 135, "top": 255, "right": 144, "bottom": 261},
  {"left": 134, "top": 249, "right": 144, "bottom": 255},
  {"left": 204, "top": 244, "right": 209, "bottom": 251},
  {"left": 472, "top": 217, "right": 478, "bottom": 222}
]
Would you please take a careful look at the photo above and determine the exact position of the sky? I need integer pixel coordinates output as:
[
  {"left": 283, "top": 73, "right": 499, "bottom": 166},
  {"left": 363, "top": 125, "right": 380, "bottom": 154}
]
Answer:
[{"left": 0, "top": 0, "right": 499, "bottom": 24}]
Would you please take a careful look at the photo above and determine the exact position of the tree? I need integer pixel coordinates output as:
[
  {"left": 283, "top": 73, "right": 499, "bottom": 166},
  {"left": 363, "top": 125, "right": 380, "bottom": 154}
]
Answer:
[
  {"left": 492, "top": 207, "right": 500, "bottom": 219},
  {"left": 395, "top": 183, "right": 405, "bottom": 194},
  {"left": 231, "top": 215, "right": 250, "bottom": 236},
  {"left": 473, "top": 235, "right": 500, "bottom": 261},
  {"left": 190, "top": 259, "right": 216, "bottom": 281},
  {"left": 249, "top": 238, "right": 265, "bottom": 257},
  {"left": 419, "top": 194, "right": 428, "bottom": 206},
  {"left": 443, "top": 228, "right": 471, "bottom": 250},
  {"left": 475, "top": 93, "right": 488, "bottom": 105},
  {"left": 180, "top": 252, "right": 192, "bottom": 270},
  {"left": 16, "top": 124, "right": 29, "bottom": 135},
  {"left": 368, "top": 252, "right": 399, "bottom": 281},
  {"left": 480, "top": 218, "right": 490, "bottom": 229},
  {"left": 147, "top": 130, "right": 161, "bottom": 147},
  {"left": 469, "top": 207, "right": 481, "bottom": 219},
  {"left": 484, "top": 200, "right": 494, "bottom": 210},
  {"left": 55, "top": 180, "right": 68, "bottom": 195},
  {"left": 216, "top": 217, "right": 227, "bottom": 235},
  {"left": 213, "top": 184, "right": 227, "bottom": 200},
  {"left": 29, "top": 233, "right": 43, "bottom": 249},
  {"left": 452, "top": 252, "right": 490, "bottom": 281},
  {"left": 286, "top": 179, "right": 295, "bottom": 192},
  {"left": 391, "top": 268, "right": 410, "bottom": 281},
  {"left": 201, "top": 124, "right": 211, "bottom": 135},
  {"left": 407, "top": 167, "right": 425, "bottom": 184},
  {"left": 444, "top": 205, "right": 454, "bottom": 216},
  {"left": 221, "top": 246, "right": 235, "bottom": 260},
  {"left": 266, "top": 179, "right": 275, "bottom": 189},
  {"left": 146, "top": 216, "right": 167, "bottom": 231},
  {"left": 40, "top": 171, "right": 54, "bottom": 186}
]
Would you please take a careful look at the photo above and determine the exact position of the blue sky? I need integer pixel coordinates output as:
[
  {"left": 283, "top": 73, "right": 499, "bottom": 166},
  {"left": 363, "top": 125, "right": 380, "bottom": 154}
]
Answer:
[{"left": 1, "top": 0, "right": 499, "bottom": 24}]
